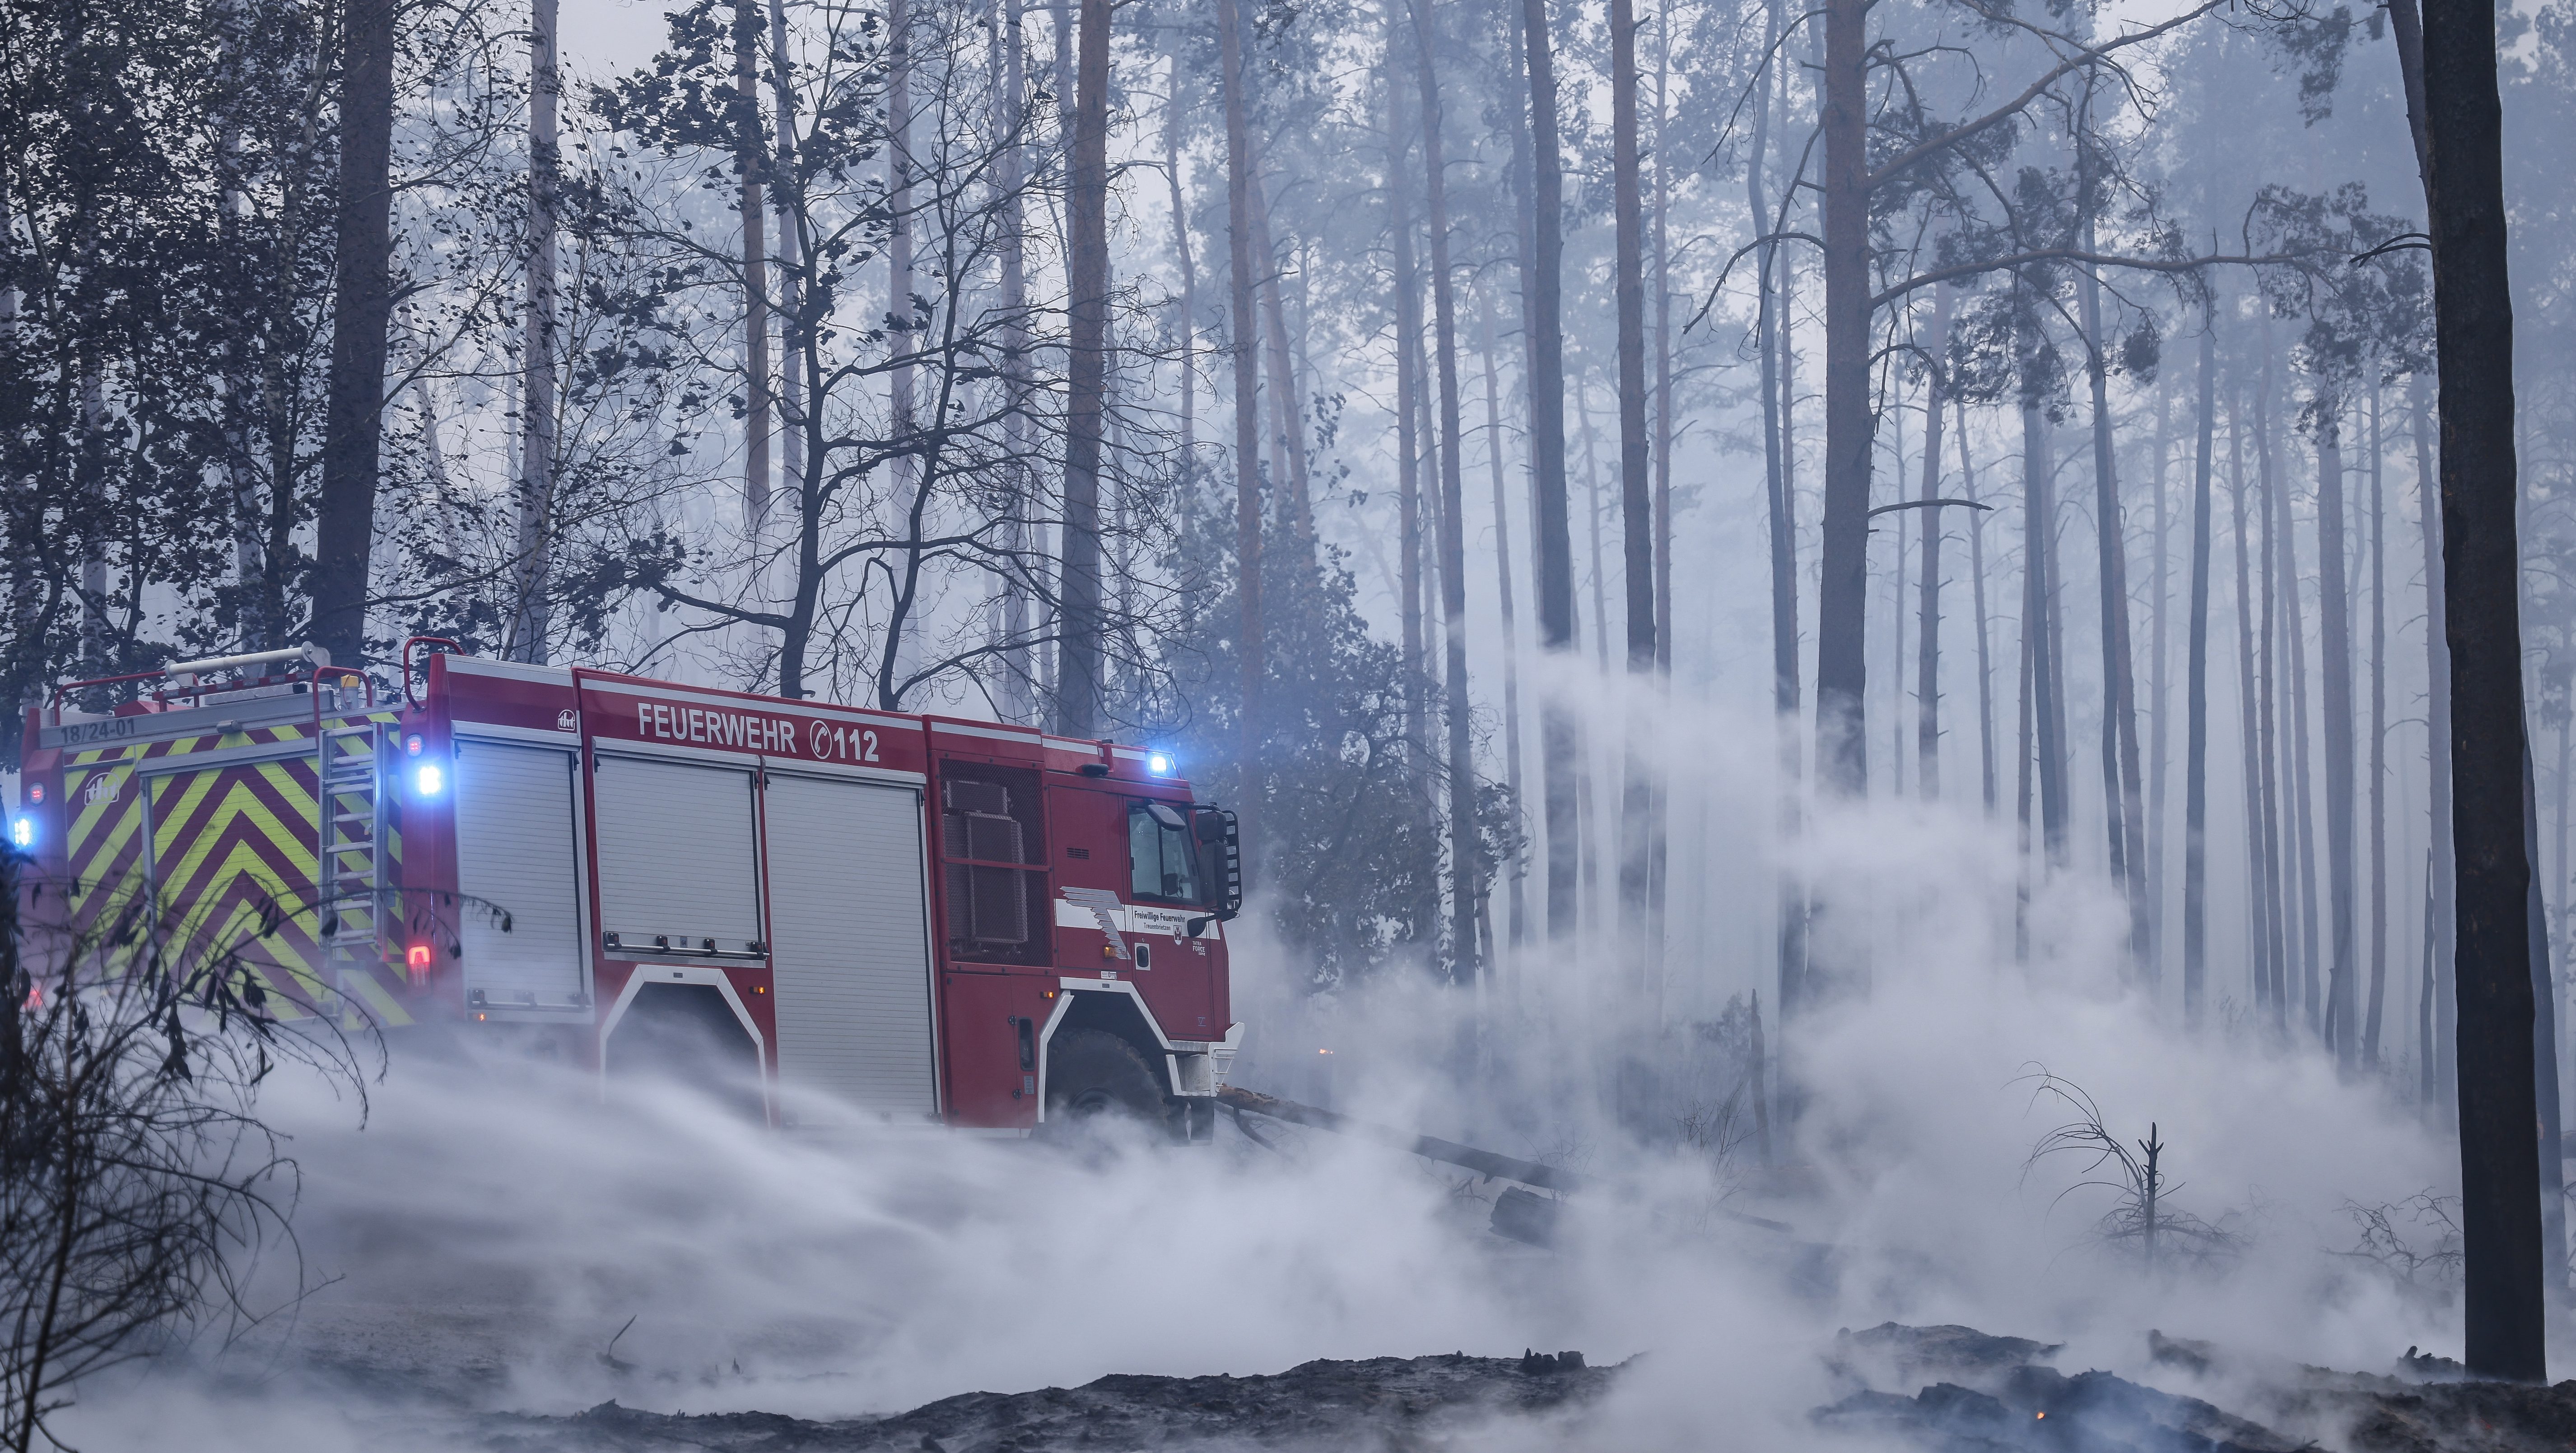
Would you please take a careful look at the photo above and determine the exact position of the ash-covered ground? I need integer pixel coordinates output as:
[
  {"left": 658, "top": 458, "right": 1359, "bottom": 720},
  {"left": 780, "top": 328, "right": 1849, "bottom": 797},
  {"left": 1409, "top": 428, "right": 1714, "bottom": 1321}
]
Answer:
[
  {"left": 470, "top": 1350, "right": 1612, "bottom": 1452},
  {"left": 191, "top": 1317, "right": 2576, "bottom": 1453}
]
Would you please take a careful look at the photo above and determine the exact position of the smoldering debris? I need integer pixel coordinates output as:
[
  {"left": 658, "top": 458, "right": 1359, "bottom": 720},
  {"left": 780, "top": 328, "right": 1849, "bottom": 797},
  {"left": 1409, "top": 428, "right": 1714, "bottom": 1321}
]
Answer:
[
  {"left": 1817, "top": 1322, "right": 2576, "bottom": 1453},
  {"left": 1816, "top": 1361, "right": 2306, "bottom": 1453},
  {"left": 466, "top": 1352, "right": 1621, "bottom": 1453}
]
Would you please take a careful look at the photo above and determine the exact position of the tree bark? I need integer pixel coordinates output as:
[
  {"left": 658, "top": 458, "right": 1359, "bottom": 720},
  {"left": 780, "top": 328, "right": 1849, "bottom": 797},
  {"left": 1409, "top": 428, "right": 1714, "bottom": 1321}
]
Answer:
[
  {"left": 1518, "top": 0, "right": 1579, "bottom": 940},
  {"left": 312, "top": 0, "right": 398, "bottom": 663},
  {"left": 1055, "top": 0, "right": 1109, "bottom": 737},
  {"left": 508, "top": 0, "right": 560, "bottom": 664},
  {"left": 2185, "top": 321, "right": 2216, "bottom": 1029},
  {"left": 1961, "top": 398, "right": 1998, "bottom": 813},
  {"left": 2024, "top": 390, "right": 2071, "bottom": 864},
  {"left": 1479, "top": 297, "right": 1529, "bottom": 949},
  {"left": 1813, "top": 0, "right": 1872, "bottom": 794},
  {"left": 2421, "top": 0, "right": 2542, "bottom": 1358},
  {"left": 1608, "top": 0, "right": 1655, "bottom": 966},
  {"left": 735, "top": 0, "right": 772, "bottom": 535},
  {"left": 1216, "top": 0, "right": 1263, "bottom": 882},
  {"left": 1246, "top": 158, "right": 1314, "bottom": 552},
  {"left": 770, "top": 0, "right": 804, "bottom": 500},
  {"left": 2413, "top": 375, "right": 2457, "bottom": 1102},
  {"left": 1403, "top": 0, "right": 1480, "bottom": 983},
  {"left": 2277, "top": 386, "right": 2324, "bottom": 1033},
  {"left": 995, "top": 0, "right": 1035, "bottom": 724},
  {"left": 886, "top": 0, "right": 918, "bottom": 698},
  {"left": 1915, "top": 285, "right": 1950, "bottom": 798},
  {"left": 2255, "top": 365, "right": 2292, "bottom": 1027},
  {"left": 2079, "top": 253, "right": 2150, "bottom": 977},
  {"left": 2367, "top": 382, "right": 2390, "bottom": 1063},
  {"left": 1751, "top": 0, "right": 1810, "bottom": 1011},
  {"left": 1388, "top": 42, "right": 1427, "bottom": 777},
  {"left": 2320, "top": 399, "right": 2359, "bottom": 1064},
  {"left": 2230, "top": 372, "right": 2278, "bottom": 1018}
]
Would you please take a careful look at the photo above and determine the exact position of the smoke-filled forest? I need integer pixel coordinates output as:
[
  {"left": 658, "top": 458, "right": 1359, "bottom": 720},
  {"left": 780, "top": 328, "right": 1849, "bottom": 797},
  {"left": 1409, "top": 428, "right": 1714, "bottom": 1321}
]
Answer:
[{"left": 6, "top": 0, "right": 2576, "bottom": 1439}]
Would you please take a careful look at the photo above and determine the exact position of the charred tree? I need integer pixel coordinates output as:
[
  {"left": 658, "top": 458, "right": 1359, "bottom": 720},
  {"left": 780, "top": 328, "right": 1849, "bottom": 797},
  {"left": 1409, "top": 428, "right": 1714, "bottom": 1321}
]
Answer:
[
  {"left": 1916, "top": 284, "right": 1951, "bottom": 797},
  {"left": 1609, "top": 0, "right": 1657, "bottom": 970},
  {"left": 2397, "top": 0, "right": 2543, "bottom": 1365},
  {"left": 2185, "top": 321, "right": 2217, "bottom": 1028},
  {"left": 1480, "top": 297, "right": 1530, "bottom": 948},
  {"left": 2366, "top": 384, "right": 2390, "bottom": 1063},
  {"left": 1403, "top": 0, "right": 1480, "bottom": 981},
  {"left": 2078, "top": 249, "right": 2150, "bottom": 977},
  {"left": 1216, "top": 0, "right": 1263, "bottom": 882},
  {"left": 1519, "top": 0, "right": 1579, "bottom": 940},
  {"left": 2320, "top": 399, "right": 2359, "bottom": 1064},
  {"left": 734, "top": 0, "right": 772, "bottom": 532},
  {"left": 1054, "top": 0, "right": 1109, "bottom": 737},
  {"left": 311, "top": 0, "right": 398, "bottom": 664},
  {"left": 508, "top": 0, "right": 561, "bottom": 663}
]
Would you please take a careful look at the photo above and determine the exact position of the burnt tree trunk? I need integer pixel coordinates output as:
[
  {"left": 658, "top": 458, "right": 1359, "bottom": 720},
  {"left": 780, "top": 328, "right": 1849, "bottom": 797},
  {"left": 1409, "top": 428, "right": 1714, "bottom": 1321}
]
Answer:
[
  {"left": 508, "top": 0, "right": 560, "bottom": 664},
  {"left": 2227, "top": 367, "right": 2278, "bottom": 1019},
  {"left": 2320, "top": 399, "right": 2359, "bottom": 1064},
  {"left": 1961, "top": 398, "right": 1998, "bottom": 812},
  {"left": 1405, "top": 0, "right": 1481, "bottom": 983},
  {"left": 2080, "top": 253, "right": 2150, "bottom": 977},
  {"left": 736, "top": 0, "right": 772, "bottom": 534},
  {"left": 1915, "top": 284, "right": 1950, "bottom": 798},
  {"left": 1519, "top": 0, "right": 1579, "bottom": 939},
  {"left": 312, "top": 0, "right": 398, "bottom": 664},
  {"left": 2024, "top": 385, "right": 2071, "bottom": 865},
  {"left": 2367, "top": 382, "right": 2390, "bottom": 1062},
  {"left": 1216, "top": 0, "right": 1263, "bottom": 882},
  {"left": 1609, "top": 0, "right": 1656, "bottom": 969},
  {"left": 1480, "top": 297, "right": 1530, "bottom": 948},
  {"left": 2413, "top": 0, "right": 2543, "bottom": 1355},
  {"left": 1054, "top": 0, "right": 1109, "bottom": 737},
  {"left": 1388, "top": 40, "right": 1427, "bottom": 776},
  {"left": 2185, "top": 321, "right": 2217, "bottom": 1028},
  {"left": 1751, "top": 0, "right": 1809, "bottom": 1012},
  {"left": 2414, "top": 376, "right": 2457, "bottom": 1101},
  {"left": 1813, "top": 0, "right": 1872, "bottom": 795}
]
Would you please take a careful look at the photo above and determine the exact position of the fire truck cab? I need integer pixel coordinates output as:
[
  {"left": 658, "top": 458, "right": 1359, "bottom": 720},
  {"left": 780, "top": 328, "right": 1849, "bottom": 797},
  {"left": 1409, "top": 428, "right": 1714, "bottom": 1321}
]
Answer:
[{"left": 13, "top": 643, "right": 1244, "bottom": 1136}]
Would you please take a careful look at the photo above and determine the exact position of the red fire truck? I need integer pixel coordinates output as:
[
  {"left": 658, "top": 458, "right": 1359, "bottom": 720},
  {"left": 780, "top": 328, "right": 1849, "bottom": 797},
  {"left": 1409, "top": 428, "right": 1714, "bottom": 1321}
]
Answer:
[{"left": 13, "top": 642, "right": 1244, "bottom": 1136}]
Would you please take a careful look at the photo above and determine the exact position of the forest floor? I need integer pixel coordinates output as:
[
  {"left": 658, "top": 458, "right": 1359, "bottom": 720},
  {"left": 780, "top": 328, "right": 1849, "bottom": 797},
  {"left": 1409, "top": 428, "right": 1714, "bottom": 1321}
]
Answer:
[
  {"left": 1816, "top": 1322, "right": 2576, "bottom": 1453},
  {"left": 461, "top": 1351, "right": 1614, "bottom": 1452},
  {"left": 285, "top": 1322, "right": 2576, "bottom": 1453}
]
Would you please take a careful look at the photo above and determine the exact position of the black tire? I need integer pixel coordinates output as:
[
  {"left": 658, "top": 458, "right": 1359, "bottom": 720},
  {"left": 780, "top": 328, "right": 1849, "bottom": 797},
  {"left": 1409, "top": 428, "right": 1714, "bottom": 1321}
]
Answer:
[{"left": 1044, "top": 1028, "right": 1168, "bottom": 1129}]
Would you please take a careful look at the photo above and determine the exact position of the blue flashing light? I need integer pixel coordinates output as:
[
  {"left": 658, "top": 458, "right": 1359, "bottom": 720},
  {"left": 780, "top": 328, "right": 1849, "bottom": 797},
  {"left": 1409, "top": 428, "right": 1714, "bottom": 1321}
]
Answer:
[
  {"left": 7, "top": 816, "right": 33, "bottom": 850},
  {"left": 414, "top": 762, "right": 447, "bottom": 798},
  {"left": 1146, "top": 752, "right": 1174, "bottom": 776}
]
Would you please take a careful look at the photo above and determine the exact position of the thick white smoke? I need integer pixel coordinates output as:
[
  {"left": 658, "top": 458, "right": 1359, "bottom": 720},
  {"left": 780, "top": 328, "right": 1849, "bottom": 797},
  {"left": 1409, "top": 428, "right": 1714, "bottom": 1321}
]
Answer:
[{"left": 51, "top": 682, "right": 2476, "bottom": 1450}]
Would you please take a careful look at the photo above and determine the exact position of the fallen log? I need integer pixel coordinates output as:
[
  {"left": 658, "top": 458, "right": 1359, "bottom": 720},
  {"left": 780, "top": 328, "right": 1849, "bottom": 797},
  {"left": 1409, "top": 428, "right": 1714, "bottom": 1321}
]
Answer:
[{"left": 1215, "top": 1086, "right": 1589, "bottom": 1193}]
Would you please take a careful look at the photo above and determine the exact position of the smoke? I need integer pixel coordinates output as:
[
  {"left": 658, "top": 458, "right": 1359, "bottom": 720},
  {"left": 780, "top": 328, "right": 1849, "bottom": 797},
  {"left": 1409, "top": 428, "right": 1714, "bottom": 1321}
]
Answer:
[{"left": 48, "top": 681, "right": 2476, "bottom": 1449}]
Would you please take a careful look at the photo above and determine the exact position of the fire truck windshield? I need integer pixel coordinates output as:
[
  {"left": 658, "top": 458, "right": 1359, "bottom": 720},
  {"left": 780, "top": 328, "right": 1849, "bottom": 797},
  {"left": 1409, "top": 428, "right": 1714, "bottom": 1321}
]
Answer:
[{"left": 1127, "top": 802, "right": 1201, "bottom": 903}]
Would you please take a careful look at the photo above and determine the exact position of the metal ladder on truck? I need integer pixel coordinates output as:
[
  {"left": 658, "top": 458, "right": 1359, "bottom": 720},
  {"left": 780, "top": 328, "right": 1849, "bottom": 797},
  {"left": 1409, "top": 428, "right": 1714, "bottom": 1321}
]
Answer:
[{"left": 317, "top": 717, "right": 385, "bottom": 1021}]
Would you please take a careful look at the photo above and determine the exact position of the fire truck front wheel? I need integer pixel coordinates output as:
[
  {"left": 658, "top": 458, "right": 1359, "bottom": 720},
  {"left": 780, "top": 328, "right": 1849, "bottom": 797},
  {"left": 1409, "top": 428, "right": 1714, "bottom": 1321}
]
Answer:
[{"left": 1043, "top": 1029, "right": 1168, "bottom": 1132}]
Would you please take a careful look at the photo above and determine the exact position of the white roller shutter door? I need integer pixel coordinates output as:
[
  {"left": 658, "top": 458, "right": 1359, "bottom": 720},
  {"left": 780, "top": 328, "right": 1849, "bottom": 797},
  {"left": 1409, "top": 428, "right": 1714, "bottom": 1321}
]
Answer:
[
  {"left": 591, "top": 754, "right": 762, "bottom": 953},
  {"left": 763, "top": 772, "right": 938, "bottom": 1123},
  {"left": 452, "top": 741, "right": 587, "bottom": 1009}
]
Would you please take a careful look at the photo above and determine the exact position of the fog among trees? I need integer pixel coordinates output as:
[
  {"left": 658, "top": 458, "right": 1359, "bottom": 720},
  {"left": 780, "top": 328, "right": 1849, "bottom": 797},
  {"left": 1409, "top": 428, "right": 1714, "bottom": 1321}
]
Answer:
[{"left": 10, "top": 0, "right": 2576, "bottom": 1350}]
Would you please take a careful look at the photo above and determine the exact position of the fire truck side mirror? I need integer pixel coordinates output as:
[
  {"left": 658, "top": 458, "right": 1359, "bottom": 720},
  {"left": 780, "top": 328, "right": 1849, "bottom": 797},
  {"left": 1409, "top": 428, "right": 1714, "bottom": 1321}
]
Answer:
[{"left": 1191, "top": 806, "right": 1242, "bottom": 924}]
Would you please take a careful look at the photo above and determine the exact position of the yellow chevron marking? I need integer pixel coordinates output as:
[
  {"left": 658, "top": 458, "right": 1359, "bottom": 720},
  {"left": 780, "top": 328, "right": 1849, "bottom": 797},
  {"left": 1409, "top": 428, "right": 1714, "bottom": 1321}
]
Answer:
[
  {"left": 67, "top": 763, "right": 141, "bottom": 868},
  {"left": 343, "top": 968, "right": 412, "bottom": 1030},
  {"left": 151, "top": 784, "right": 318, "bottom": 917}
]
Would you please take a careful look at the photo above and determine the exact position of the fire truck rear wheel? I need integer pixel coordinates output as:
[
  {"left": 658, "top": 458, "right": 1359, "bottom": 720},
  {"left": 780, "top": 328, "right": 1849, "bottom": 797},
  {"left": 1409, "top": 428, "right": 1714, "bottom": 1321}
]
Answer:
[{"left": 1043, "top": 1029, "right": 1168, "bottom": 1132}]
